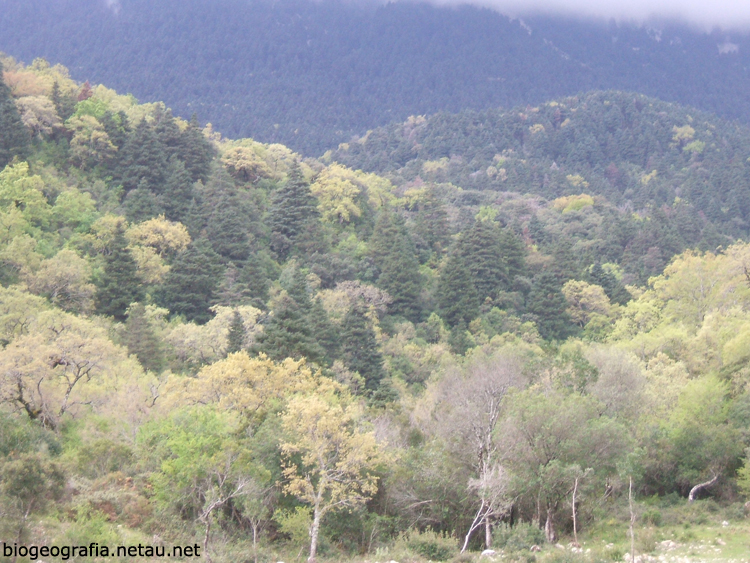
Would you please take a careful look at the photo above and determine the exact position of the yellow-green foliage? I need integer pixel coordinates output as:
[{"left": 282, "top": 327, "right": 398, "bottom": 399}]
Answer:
[{"left": 553, "top": 192, "right": 594, "bottom": 213}]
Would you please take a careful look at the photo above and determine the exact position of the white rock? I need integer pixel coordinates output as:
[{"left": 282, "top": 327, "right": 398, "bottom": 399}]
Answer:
[
  {"left": 480, "top": 549, "right": 496, "bottom": 557},
  {"left": 722, "top": 520, "right": 730, "bottom": 527}
]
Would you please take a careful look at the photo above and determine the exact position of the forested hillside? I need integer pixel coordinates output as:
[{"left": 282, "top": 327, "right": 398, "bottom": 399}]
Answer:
[
  {"left": 1, "top": 55, "right": 750, "bottom": 562},
  {"left": 2, "top": 0, "right": 750, "bottom": 153}
]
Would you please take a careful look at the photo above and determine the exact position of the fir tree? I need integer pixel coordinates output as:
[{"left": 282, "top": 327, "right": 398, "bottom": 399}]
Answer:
[
  {"left": 310, "top": 296, "right": 340, "bottom": 365},
  {"left": 206, "top": 193, "right": 252, "bottom": 263},
  {"left": 116, "top": 119, "right": 167, "bottom": 194},
  {"left": 99, "top": 110, "right": 129, "bottom": 152},
  {"left": 499, "top": 226, "right": 527, "bottom": 285},
  {"left": 225, "top": 310, "right": 246, "bottom": 355},
  {"left": 95, "top": 223, "right": 145, "bottom": 321},
  {"left": 460, "top": 220, "right": 508, "bottom": 303},
  {"left": 447, "top": 321, "right": 473, "bottom": 355},
  {"left": 436, "top": 248, "right": 479, "bottom": 328},
  {"left": 369, "top": 378, "right": 400, "bottom": 407},
  {"left": 589, "top": 263, "right": 630, "bottom": 305},
  {"left": 239, "top": 257, "right": 271, "bottom": 307},
  {"left": 216, "top": 264, "right": 250, "bottom": 307},
  {"left": 414, "top": 189, "right": 450, "bottom": 259},
  {"left": 341, "top": 304, "right": 385, "bottom": 392},
  {"left": 124, "top": 302, "right": 165, "bottom": 373},
  {"left": 123, "top": 184, "right": 164, "bottom": 223},
  {"left": 153, "top": 107, "right": 183, "bottom": 162},
  {"left": 50, "top": 80, "right": 76, "bottom": 122},
  {"left": 268, "top": 162, "right": 318, "bottom": 260},
  {"left": 368, "top": 208, "right": 401, "bottom": 278},
  {"left": 282, "top": 265, "right": 314, "bottom": 314},
  {"left": 370, "top": 210, "right": 423, "bottom": 321},
  {"left": 156, "top": 239, "right": 224, "bottom": 324},
  {"left": 0, "top": 61, "right": 30, "bottom": 168},
  {"left": 528, "top": 214, "right": 548, "bottom": 246},
  {"left": 253, "top": 263, "right": 324, "bottom": 362},
  {"left": 253, "top": 293, "right": 324, "bottom": 363},
  {"left": 526, "top": 272, "right": 574, "bottom": 341},
  {"left": 179, "top": 114, "right": 215, "bottom": 183},
  {"left": 160, "top": 158, "right": 195, "bottom": 223}
]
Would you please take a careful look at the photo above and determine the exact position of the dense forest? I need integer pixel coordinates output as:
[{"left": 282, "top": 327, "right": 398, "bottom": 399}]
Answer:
[
  {"left": 1, "top": 54, "right": 750, "bottom": 562},
  {"left": 2, "top": 0, "right": 750, "bottom": 153}
]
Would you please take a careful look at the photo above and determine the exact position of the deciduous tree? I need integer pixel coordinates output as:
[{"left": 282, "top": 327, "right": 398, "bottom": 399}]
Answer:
[{"left": 281, "top": 388, "right": 383, "bottom": 562}]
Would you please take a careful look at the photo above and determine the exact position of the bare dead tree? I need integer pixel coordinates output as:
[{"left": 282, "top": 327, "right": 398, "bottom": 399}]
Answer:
[{"left": 435, "top": 353, "right": 523, "bottom": 551}]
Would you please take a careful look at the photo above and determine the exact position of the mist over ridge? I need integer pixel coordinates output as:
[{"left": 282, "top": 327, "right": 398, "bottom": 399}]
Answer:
[{"left": 428, "top": 0, "right": 750, "bottom": 30}]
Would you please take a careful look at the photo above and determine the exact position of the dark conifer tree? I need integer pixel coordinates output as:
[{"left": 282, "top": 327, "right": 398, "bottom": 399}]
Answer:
[
  {"left": 124, "top": 302, "right": 165, "bottom": 372},
  {"left": 341, "top": 304, "right": 385, "bottom": 391},
  {"left": 528, "top": 214, "right": 548, "bottom": 246},
  {"left": 156, "top": 240, "right": 224, "bottom": 324},
  {"left": 0, "top": 61, "right": 30, "bottom": 168},
  {"left": 282, "top": 265, "right": 314, "bottom": 313},
  {"left": 414, "top": 189, "right": 450, "bottom": 260},
  {"left": 253, "top": 264, "right": 324, "bottom": 362},
  {"left": 499, "top": 226, "right": 527, "bottom": 284},
  {"left": 206, "top": 193, "right": 252, "bottom": 263},
  {"left": 370, "top": 210, "right": 423, "bottom": 321},
  {"left": 310, "top": 296, "right": 340, "bottom": 365},
  {"left": 448, "top": 321, "right": 473, "bottom": 355},
  {"left": 99, "top": 110, "right": 129, "bottom": 152},
  {"left": 253, "top": 293, "right": 324, "bottom": 363},
  {"left": 526, "top": 272, "right": 574, "bottom": 341},
  {"left": 369, "top": 378, "right": 400, "bottom": 407},
  {"left": 436, "top": 247, "right": 479, "bottom": 327},
  {"left": 50, "top": 80, "right": 76, "bottom": 122},
  {"left": 368, "top": 208, "right": 401, "bottom": 278},
  {"left": 179, "top": 114, "right": 215, "bottom": 183},
  {"left": 460, "top": 220, "right": 508, "bottom": 303},
  {"left": 160, "top": 158, "right": 195, "bottom": 223},
  {"left": 239, "top": 258, "right": 271, "bottom": 307},
  {"left": 153, "top": 107, "right": 183, "bottom": 162},
  {"left": 182, "top": 197, "right": 205, "bottom": 239},
  {"left": 123, "top": 183, "right": 164, "bottom": 223},
  {"left": 216, "top": 264, "right": 250, "bottom": 307},
  {"left": 225, "top": 310, "right": 246, "bottom": 355},
  {"left": 95, "top": 223, "right": 144, "bottom": 321},
  {"left": 268, "top": 162, "right": 318, "bottom": 260},
  {"left": 589, "top": 263, "right": 630, "bottom": 305},
  {"left": 116, "top": 119, "right": 167, "bottom": 194}
]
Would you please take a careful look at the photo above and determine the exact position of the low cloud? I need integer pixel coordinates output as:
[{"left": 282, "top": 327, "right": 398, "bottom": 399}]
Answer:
[
  {"left": 427, "top": 0, "right": 750, "bottom": 30},
  {"left": 104, "top": 0, "right": 121, "bottom": 15}
]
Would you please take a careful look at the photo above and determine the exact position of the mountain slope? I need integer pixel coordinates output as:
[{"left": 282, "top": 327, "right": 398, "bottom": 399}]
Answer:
[
  {"left": 330, "top": 90, "right": 750, "bottom": 234},
  {"left": 2, "top": 0, "right": 750, "bottom": 154}
]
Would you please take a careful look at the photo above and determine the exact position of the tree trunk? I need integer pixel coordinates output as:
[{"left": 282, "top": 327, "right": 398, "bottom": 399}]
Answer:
[
  {"left": 308, "top": 506, "right": 322, "bottom": 563},
  {"left": 203, "top": 516, "right": 213, "bottom": 563},
  {"left": 544, "top": 508, "right": 556, "bottom": 543},
  {"left": 252, "top": 522, "right": 259, "bottom": 563},
  {"left": 461, "top": 501, "right": 485, "bottom": 553},
  {"left": 629, "top": 476, "right": 636, "bottom": 563},
  {"left": 484, "top": 516, "right": 492, "bottom": 549},
  {"left": 688, "top": 474, "right": 719, "bottom": 502},
  {"left": 572, "top": 476, "right": 579, "bottom": 546}
]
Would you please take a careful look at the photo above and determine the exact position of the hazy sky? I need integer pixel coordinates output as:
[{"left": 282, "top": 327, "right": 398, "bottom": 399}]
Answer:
[{"left": 428, "top": 0, "right": 750, "bottom": 30}]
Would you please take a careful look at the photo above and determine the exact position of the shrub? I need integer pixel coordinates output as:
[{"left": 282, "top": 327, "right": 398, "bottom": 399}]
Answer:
[
  {"left": 400, "top": 529, "right": 457, "bottom": 561},
  {"left": 641, "top": 508, "right": 662, "bottom": 526},
  {"left": 494, "top": 522, "right": 545, "bottom": 552}
]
